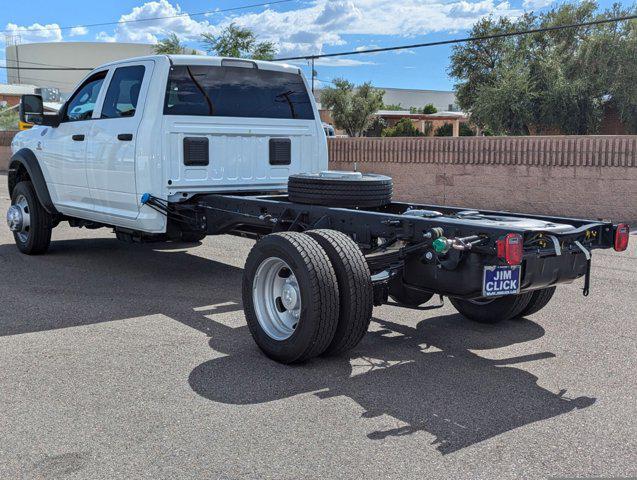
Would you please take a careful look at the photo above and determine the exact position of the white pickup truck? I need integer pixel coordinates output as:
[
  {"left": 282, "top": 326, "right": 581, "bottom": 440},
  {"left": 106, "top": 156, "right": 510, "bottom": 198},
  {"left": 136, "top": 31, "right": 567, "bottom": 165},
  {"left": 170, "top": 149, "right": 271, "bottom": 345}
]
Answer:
[{"left": 8, "top": 55, "right": 629, "bottom": 363}]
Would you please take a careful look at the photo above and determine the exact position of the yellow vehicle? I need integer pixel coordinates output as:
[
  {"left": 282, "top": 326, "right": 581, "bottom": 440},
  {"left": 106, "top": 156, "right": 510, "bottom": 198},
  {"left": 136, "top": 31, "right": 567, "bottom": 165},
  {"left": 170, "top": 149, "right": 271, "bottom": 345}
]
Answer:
[{"left": 18, "top": 120, "right": 33, "bottom": 131}]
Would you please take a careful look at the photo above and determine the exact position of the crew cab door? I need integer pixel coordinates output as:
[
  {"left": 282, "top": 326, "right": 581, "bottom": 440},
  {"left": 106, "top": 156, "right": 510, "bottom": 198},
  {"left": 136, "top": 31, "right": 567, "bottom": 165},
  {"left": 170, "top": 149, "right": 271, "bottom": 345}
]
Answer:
[
  {"left": 38, "top": 70, "right": 107, "bottom": 213},
  {"left": 86, "top": 60, "right": 153, "bottom": 223}
]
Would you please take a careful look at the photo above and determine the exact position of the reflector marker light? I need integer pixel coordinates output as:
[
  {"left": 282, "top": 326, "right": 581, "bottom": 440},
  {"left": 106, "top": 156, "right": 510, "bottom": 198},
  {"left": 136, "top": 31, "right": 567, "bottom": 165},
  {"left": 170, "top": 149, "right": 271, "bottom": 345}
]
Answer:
[
  {"left": 614, "top": 223, "right": 630, "bottom": 252},
  {"left": 497, "top": 233, "right": 524, "bottom": 265}
]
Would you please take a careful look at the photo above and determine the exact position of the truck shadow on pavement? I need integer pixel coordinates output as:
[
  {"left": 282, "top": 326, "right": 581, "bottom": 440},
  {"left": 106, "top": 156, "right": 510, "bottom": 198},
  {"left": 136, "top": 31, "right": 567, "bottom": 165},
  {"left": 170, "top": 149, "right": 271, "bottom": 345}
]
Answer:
[
  {"left": 0, "top": 238, "right": 595, "bottom": 455},
  {"left": 0, "top": 238, "right": 246, "bottom": 337},
  {"left": 190, "top": 313, "right": 595, "bottom": 455}
]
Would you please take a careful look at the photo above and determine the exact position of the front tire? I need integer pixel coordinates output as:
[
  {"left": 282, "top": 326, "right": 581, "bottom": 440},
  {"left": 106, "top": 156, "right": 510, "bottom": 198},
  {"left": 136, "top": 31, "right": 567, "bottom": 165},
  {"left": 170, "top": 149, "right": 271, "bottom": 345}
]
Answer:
[
  {"left": 242, "top": 232, "right": 340, "bottom": 363},
  {"left": 9, "top": 181, "right": 52, "bottom": 255},
  {"left": 450, "top": 293, "right": 532, "bottom": 324}
]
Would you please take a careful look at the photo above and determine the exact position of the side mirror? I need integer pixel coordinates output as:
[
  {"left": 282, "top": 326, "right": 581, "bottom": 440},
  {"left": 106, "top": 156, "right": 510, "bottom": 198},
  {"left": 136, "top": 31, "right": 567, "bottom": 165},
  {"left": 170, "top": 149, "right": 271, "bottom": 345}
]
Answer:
[
  {"left": 19, "top": 94, "right": 61, "bottom": 128},
  {"left": 19, "top": 94, "right": 43, "bottom": 120}
]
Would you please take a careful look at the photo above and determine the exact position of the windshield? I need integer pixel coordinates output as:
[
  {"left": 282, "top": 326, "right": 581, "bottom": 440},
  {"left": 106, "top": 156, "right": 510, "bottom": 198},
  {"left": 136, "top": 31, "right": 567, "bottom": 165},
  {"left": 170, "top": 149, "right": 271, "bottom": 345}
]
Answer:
[{"left": 164, "top": 65, "right": 315, "bottom": 120}]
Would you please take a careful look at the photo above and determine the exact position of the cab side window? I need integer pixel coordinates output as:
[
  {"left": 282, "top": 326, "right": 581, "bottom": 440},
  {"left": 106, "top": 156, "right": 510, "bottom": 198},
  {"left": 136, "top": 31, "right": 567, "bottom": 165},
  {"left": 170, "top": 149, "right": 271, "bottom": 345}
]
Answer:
[
  {"left": 101, "top": 65, "right": 146, "bottom": 119},
  {"left": 63, "top": 71, "right": 107, "bottom": 122}
]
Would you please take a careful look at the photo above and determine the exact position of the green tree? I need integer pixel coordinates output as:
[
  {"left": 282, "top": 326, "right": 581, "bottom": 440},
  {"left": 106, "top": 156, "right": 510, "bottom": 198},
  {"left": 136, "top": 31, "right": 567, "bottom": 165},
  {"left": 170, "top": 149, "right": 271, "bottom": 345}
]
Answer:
[
  {"left": 363, "top": 116, "right": 388, "bottom": 137},
  {"left": 422, "top": 103, "right": 438, "bottom": 114},
  {"left": 320, "top": 79, "right": 385, "bottom": 137},
  {"left": 449, "top": 2, "right": 637, "bottom": 135},
  {"left": 433, "top": 122, "right": 475, "bottom": 137},
  {"left": 154, "top": 33, "right": 197, "bottom": 55},
  {"left": 382, "top": 118, "right": 424, "bottom": 137},
  {"left": 382, "top": 103, "right": 404, "bottom": 111},
  {"left": 0, "top": 108, "right": 19, "bottom": 131},
  {"left": 201, "top": 23, "right": 276, "bottom": 60},
  {"left": 460, "top": 123, "right": 476, "bottom": 136},
  {"left": 434, "top": 123, "right": 453, "bottom": 137}
]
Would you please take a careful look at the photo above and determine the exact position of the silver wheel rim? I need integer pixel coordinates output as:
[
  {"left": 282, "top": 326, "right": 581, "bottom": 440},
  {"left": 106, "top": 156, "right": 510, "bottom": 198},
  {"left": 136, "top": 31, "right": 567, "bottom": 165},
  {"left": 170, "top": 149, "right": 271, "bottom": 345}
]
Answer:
[
  {"left": 9, "top": 194, "right": 31, "bottom": 243},
  {"left": 252, "top": 257, "right": 301, "bottom": 341}
]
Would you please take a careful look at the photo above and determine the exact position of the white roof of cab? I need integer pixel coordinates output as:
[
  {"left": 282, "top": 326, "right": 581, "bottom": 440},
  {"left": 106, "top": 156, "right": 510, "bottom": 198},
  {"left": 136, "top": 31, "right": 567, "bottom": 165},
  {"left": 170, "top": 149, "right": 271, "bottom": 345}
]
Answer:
[{"left": 94, "top": 54, "right": 300, "bottom": 75}]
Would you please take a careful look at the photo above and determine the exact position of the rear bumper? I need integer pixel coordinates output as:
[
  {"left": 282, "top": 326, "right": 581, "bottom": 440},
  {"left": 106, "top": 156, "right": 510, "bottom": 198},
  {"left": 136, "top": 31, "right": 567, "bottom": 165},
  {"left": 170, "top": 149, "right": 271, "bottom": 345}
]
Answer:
[{"left": 401, "top": 248, "right": 590, "bottom": 300}]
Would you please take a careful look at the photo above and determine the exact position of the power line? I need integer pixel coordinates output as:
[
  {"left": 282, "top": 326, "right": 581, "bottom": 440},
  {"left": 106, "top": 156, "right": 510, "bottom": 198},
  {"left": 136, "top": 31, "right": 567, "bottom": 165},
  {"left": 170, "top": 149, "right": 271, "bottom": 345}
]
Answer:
[
  {"left": 2, "top": 0, "right": 298, "bottom": 34},
  {"left": 4, "top": 58, "right": 81, "bottom": 68},
  {"left": 0, "top": 65, "right": 93, "bottom": 71},
  {"left": 2, "top": 14, "right": 633, "bottom": 73},
  {"left": 275, "top": 14, "right": 637, "bottom": 61}
]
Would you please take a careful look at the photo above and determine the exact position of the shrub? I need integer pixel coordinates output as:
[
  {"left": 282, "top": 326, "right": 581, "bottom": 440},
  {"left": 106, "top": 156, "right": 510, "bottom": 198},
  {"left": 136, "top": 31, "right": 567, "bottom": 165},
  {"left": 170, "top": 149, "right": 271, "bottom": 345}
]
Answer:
[
  {"left": 434, "top": 123, "right": 452, "bottom": 137},
  {"left": 382, "top": 118, "right": 424, "bottom": 137},
  {"left": 422, "top": 103, "right": 438, "bottom": 114}
]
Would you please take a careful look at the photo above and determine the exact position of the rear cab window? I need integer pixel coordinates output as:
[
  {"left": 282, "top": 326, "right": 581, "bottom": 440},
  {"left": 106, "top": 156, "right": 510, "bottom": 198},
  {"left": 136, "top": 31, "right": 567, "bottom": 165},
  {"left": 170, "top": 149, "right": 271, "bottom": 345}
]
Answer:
[
  {"left": 164, "top": 65, "right": 315, "bottom": 120},
  {"left": 101, "top": 65, "right": 146, "bottom": 119}
]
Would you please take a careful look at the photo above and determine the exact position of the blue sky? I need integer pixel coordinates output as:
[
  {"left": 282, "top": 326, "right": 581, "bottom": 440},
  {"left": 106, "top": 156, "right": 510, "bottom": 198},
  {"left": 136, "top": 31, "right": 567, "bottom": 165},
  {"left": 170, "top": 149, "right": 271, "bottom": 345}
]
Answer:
[{"left": 0, "top": 0, "right": 624, "bottom": 91}]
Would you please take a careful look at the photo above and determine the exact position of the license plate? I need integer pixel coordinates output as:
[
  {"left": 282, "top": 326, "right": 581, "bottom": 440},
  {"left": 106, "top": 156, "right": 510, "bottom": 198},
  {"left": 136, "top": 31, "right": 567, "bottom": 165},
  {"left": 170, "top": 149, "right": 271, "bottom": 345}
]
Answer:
[{"left": 482, "top": 265, "right": 521, "bottom": 297}]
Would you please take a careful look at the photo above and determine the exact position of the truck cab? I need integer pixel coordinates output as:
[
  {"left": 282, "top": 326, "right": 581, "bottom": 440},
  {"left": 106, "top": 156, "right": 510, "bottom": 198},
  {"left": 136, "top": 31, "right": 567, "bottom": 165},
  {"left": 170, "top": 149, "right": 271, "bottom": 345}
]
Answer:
[{"left": 11, "top": 55, "right": 327, "bottom": 234}]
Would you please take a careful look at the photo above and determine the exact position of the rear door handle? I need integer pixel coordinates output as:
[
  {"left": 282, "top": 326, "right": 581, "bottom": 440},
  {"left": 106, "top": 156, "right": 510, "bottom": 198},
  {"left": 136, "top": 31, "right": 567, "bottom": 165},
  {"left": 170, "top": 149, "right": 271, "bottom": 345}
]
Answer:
[
  {"left": 72, "top": 134, "right": 85, "bottom": 141},
  {"left": 117, "top": 133, "right": 133, "bottom": 141}
]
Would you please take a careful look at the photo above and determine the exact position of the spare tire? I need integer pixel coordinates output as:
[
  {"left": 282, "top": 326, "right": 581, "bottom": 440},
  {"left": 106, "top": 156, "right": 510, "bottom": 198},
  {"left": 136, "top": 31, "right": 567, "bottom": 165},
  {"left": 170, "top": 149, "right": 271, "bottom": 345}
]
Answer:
[{"left": 288, "top": 171, "right": 393, "bottom": 208}]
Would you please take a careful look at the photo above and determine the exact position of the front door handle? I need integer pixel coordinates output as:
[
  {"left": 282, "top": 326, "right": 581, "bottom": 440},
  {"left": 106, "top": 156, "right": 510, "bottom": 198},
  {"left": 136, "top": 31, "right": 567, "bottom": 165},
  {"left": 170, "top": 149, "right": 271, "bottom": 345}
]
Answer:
[
  {"left": 72, "top": 134, "right": 85, "bottom": 141},
  {"left": 117, "top": 133, "right": 133, "bottom": 141}
]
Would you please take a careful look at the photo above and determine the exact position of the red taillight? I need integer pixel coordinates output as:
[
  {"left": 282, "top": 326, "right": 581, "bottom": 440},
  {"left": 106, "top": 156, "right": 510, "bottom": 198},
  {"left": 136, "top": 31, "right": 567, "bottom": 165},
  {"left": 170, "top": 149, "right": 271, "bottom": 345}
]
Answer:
[
  {"left": 614, "top": 223, "right": 630, "bottom": 252},
  {"left": 497, "top": 233, "right": 524, "bottom": 265}
]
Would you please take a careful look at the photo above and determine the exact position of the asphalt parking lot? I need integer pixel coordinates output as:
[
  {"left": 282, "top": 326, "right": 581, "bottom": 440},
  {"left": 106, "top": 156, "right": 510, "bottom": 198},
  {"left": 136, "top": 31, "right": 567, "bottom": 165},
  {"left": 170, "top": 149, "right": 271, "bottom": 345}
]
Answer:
[{"left": 0, "top": 179, "right": 635, "bottom": 479}]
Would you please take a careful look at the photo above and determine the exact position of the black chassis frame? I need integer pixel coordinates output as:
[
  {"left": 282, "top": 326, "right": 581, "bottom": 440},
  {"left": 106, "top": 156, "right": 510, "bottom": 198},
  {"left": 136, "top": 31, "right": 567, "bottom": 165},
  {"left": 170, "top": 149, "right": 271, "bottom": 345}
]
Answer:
[{"left": 171, "top": 193, "right": 617, "bottom": 300}]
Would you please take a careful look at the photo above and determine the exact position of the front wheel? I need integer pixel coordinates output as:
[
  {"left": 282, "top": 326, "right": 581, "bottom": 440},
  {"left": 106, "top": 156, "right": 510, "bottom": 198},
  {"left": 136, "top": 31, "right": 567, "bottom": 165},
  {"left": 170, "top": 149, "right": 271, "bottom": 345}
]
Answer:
[
  {"left": 7, "top": 181, "right": 52, "bottom": 255},
  {"left": 242, "top": 232, "right": 340, "bottom": 363},
  {"left": 450, "top": 293, "right": 532, "bottom": 324}
]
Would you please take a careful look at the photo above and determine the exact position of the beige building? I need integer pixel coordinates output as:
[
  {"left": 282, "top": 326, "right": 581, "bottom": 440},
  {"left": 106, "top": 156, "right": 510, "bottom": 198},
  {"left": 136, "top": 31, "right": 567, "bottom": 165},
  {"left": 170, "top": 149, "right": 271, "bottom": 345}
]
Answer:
[{"left": 5, "top": 42, "right": 156, "bottom": 94}]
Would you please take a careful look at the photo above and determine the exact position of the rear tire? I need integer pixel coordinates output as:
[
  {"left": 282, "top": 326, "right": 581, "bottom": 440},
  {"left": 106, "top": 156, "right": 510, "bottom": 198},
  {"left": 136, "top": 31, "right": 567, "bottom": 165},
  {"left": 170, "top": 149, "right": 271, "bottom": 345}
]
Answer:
[
  {"left": 450, "top": 293, "right": 533, "bottom": 324},
  {"left": 242, "top": 232, "right": 340, "bottom": 363},
  {"left": 388, "top": 277, "right": 434, "bottom": 307},
  {"left": 10, "top": 181, "right": 52, "bottom": 255},
  {"left": 180, "top": 232, "right": 206, "bottom": 243},
  {"left": 519, "top": 287, "right": 556, "bottom": 317},
  {"left": 306, "top": 230, "right": 373, "bottom": 355}
]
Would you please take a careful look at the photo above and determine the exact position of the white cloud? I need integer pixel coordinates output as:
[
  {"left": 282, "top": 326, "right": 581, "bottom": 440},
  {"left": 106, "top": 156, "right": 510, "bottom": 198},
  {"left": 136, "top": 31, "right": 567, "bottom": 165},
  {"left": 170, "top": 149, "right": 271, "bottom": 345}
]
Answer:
[
  {"left": 355, "top": 45, "right": 381, "bottom": 52},
  {"left": 91, "top": 0, "right": 523, "bottom": 65},
  {"left": 450, "top": 0, "right": 509, "bottom": 18},
  {"left": 69, "top": 26, "right": 89, "bottom": 37},
  {"left": 103, "top": 0, "right": 210, "bottom": 43},
  {"left": 4, "top": 22, "right": 63, "bottom": 43},
  {"left": 315, "top": 58, "right": 376, "bottom": 67},
  {"left": 395, "top": 49, "right": 416, "bottom": 55},
  {"left": 95, "top": 31, "right": 117, "bottom": 43},
  {"left": 522, "top": 0, "right": 554, "bottom": 9},
  {"left": 216, "top": 0, "right": 522, "bottom": 58}
]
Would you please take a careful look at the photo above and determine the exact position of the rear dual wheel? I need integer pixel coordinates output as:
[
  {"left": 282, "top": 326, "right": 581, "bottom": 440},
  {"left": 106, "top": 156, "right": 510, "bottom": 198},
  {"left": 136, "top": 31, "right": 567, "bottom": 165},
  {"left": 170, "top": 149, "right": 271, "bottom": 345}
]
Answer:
[
  {"left": 242, "top": 230, "right": 372, "bottom": 363},
  {"left": 450, "top": 286, "right": 557, "bottom": 324}
]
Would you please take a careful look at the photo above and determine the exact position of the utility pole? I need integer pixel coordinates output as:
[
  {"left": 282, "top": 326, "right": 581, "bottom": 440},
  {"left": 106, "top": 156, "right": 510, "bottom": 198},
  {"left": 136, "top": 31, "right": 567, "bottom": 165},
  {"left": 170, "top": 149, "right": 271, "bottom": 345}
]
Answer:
[
  {"left": 5, "top": 35, "right": 22, "bottom": 84},
  {"left": 311, "top": 57, "right": 315, "bottom": 94}
]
